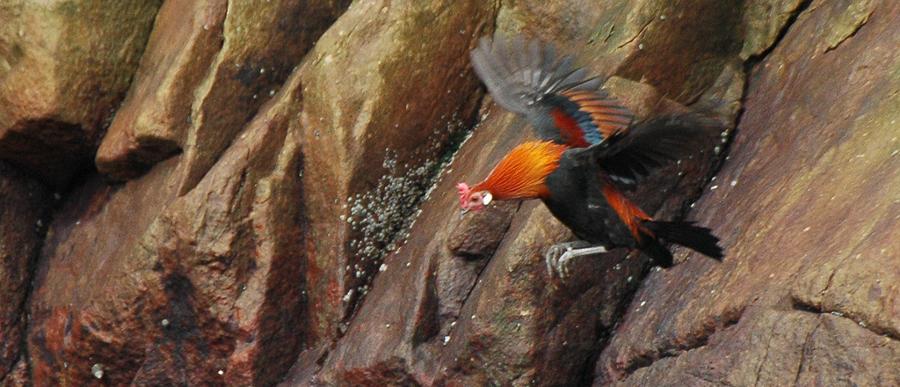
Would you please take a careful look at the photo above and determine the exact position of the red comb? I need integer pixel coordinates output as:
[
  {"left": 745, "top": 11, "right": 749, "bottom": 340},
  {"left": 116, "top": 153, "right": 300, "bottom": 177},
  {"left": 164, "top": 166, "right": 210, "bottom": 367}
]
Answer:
[{"left": 456, "top": 183, "right": 471, "bottom": 207}]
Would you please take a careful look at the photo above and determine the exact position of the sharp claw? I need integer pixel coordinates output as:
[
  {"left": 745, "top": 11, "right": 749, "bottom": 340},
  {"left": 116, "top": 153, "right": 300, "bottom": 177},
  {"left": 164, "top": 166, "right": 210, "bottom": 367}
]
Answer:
[
  {"left": 545, "top": 242, "right": 606, "bottom": 280},
  {"left": 558, "top": 249, "right": 571, "bottom": 278},
  {"left": 545, "top": 249, "right": 554, "bottom": 277},
  {"left": 544, "top": 245, "right": 560, "bottom": 278},
  {"left": 556, "top": 253, "right": 566, "bottom": 279},
  {"left": 566, "top": 248, "right": 576, "bottom": 277},
  {"left": 551, "top": 242, "right": 610, "bottom": 280}
]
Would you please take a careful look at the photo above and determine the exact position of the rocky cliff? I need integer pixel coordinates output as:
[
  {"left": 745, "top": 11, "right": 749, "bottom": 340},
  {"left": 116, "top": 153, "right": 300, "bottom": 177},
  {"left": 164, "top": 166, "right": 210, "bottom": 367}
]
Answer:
[{"left": 0, "top": 0, "right": 897, "bottom": 386}]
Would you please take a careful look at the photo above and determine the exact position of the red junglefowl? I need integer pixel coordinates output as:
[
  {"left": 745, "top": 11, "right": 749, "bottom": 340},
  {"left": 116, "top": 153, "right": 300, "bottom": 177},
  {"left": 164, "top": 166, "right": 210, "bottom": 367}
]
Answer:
[
  {"left": 457, "top": 116, "right": 724, "bottom": 277},
  {"left": 458, "top": 32, "right": 722, "bottom": 275},
  {"left": 461, "top": 33, "right": 723, "bottom": 276},
  {"left": 470, "top": 33, "right": 634, "bottom": 151}
]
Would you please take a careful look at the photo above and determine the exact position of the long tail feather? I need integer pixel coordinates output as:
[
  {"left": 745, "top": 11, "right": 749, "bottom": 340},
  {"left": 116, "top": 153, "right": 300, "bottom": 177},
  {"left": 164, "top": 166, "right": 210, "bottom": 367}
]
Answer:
[{"left": 642, "top": 221, "right": 724, "bottom": 265}]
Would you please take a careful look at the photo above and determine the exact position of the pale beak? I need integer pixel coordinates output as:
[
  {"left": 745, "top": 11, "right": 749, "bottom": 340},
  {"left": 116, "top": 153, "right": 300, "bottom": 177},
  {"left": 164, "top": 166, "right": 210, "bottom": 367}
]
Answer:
[{"left": 460, "top": 208, "right": 469, "bottom": 218}]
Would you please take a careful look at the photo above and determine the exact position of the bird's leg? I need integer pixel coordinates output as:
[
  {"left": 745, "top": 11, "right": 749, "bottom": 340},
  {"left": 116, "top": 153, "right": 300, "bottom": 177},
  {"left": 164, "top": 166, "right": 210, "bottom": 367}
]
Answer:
[
  {"left": 544, "top": 240, "right": 594, "bottom": 278},
  {"left": 556, "top": 245, "right": 608, "bottom": 278}
]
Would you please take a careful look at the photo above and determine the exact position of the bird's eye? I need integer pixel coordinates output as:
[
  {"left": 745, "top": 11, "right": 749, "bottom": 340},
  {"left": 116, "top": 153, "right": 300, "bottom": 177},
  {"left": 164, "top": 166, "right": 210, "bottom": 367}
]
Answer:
[
  {"left": 470, "top": 197, "right": 479, "bottom": 202},
  {"left": 482, "top": 192, "right": 493, "bottom": 206}
]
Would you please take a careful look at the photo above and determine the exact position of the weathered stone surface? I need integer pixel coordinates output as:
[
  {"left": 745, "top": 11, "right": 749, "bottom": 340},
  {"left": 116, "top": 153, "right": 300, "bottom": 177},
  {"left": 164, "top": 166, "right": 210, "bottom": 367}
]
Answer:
[
  {"left": 612, "top": 307, "right": 899, "bottom": 387},
  {"left": 136, "top": 78, "right": 308, "bottom": 386},
  {"left": 447, "top": 201, "right": 519, "bottom": 259},
  {"left": 0, "top": 162, "right": 48, "bottom": 383},
  {"left": 26, "top": 159, "right": 179, "bottom": 385},
  {"left": 97, "top": 0, "right": 352, "bottom": 182},
  {"left": 26, "top": 67, "right": 308, "bottom": 386},
  {"left": 740, "top": 0, "right": 808, "bottom": 59},
  {"left": 0, "top": 358, "right": 27, "bottom": 387},
  {"left": 2, "top": 0, "right": 896, "bottom": 385},
  {"left": 294, "top": 0, "right": 498, "bottom": 349},
  {"left": 175, "top": 0, "right": 350, "bottom": 193},
  {"left": 279, "top": 0, "right": 769, "bottom": 384},
  {"left": 0, "top": 0, "right": 161, "bottom": 187},
  {"left": 95, "top": 0, "right": 228, "bottom": 180},
  {"left": 596, "top": 0, "right": 900, "bottom": 384},
  {"left": 284, "top": 83, "right": 720, "bottom": 386},
  {"left": 497, "top": 0, "right": 744, "bottom": 105}
]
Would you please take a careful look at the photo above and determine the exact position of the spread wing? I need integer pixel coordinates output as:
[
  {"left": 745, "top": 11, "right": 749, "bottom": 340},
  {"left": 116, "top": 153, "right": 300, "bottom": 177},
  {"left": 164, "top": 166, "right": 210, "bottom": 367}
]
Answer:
[
  {"left": 572, "top": 115, "right": 720, "bottom": 185},
  {"left": 470, "top": 34, "right": 633, "bottom": 147}
]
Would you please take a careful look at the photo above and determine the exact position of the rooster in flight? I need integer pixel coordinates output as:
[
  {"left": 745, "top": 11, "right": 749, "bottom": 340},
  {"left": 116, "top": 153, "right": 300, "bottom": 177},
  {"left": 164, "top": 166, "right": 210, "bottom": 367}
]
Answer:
[{"left": 458, "top": 34, "right": 723, "bottom": 276}]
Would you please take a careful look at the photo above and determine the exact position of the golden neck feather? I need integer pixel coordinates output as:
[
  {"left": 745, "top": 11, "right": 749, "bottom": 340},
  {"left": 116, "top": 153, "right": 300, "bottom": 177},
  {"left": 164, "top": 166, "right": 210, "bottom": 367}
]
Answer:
[{"left": 473, "top": 141, "right": 567, "bottom": 200}]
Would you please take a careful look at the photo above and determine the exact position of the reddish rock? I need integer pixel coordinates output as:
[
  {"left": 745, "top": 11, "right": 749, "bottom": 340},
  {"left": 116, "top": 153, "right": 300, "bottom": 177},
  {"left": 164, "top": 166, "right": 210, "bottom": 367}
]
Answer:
[
  {"left": 0, "top": 358, "right": 28, "bottom": 387},
  {"left": 596, "top": 0, "right": 899, "bottom": 385},
  {"left": 0, "top": 163, "right": 48, "bottom": 383},
  {"left": 27, "top": 164, "right": 178, "bottom": 386},
  {"left": 0, "top": 0, "right": 162, "bottom": 187},
  {"left": 26, "top": 67, "right": 309, "bottom": 387},
  {"left": 136, "top": 77, "right": 308, "bottom": 386}
]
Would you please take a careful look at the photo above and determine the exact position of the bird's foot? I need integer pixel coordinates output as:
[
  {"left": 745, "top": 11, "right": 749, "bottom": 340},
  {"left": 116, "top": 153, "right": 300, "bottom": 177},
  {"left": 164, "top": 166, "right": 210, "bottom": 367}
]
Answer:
[{"left": 545, "top": 241, "right": 603, "bottom": 279}]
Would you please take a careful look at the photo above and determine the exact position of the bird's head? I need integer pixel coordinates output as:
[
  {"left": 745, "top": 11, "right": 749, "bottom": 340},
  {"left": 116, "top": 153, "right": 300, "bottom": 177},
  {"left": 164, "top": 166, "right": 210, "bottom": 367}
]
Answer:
[
  {"left": 455, "top": 141, "right": 567, "bottom": 216},
  {"left": 457, "top": 182, "right": 493, "bottom": 213}
]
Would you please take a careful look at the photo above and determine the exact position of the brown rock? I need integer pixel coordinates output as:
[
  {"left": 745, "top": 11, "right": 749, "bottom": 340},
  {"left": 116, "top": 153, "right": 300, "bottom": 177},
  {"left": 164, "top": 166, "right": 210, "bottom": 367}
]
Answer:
[
  {"left": 28, "top": 164, "right": 178, "bottom": 386},
  {"left": 447, "top": 201, "right": 519, "bottom": 259},
  {"left": 2, "top": 0, "right": 895, "bottom": 385},
  {"left": 498, "top": 0, "right": 748, "bottom": 106},
  {"left": 175, "top": 0, "right": 350, "bottom": 193},
  {"left": 95, "top": 0, "right": 228, "bottom": 180},
  {"left": 608, "top": 307, "right": 899, "bottom": 386},
  {"left": 281, "top": 0, "right": 756, "bottom": 383},
  {"left": 294, "top": 0, "right": 498, "bottom": 348},
  {"left": 136, "top": 75, "right": 308, "bottom": 386},
  {"left": 97, "top": 0, "right": 353, "bottom": 182},
  {"left": 0, "top": 0, "right": 162, "bottom": 187},
  {"left": 610, "top": 1, "right": 745, "bottom": 104},
  {"left": 596, "top": 0, "right": 900, "bottom": 384},
  {"left": 286, "top": 78, "right": 719, "bottom": 384},
  {"left": 0, "top": 358, "right": 28, "bottom": 387},
  {"left": 0, "top": 162, "right": 48, "bottom": 382},
  {"left": 27, "top": 66, "right": 308, "bottom": 386}
]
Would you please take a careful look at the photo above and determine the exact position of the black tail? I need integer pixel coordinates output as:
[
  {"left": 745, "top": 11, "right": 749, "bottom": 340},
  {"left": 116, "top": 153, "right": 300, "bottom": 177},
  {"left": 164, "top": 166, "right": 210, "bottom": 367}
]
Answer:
[{"left": 640, "top": 221, "right": 724, "bottom": 267}]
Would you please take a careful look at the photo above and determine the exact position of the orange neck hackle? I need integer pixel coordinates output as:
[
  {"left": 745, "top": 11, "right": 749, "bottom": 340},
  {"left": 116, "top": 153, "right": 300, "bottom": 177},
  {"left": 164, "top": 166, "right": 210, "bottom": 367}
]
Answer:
[{"left": 472, "top": 141, "right": 567, "bottom": 200}]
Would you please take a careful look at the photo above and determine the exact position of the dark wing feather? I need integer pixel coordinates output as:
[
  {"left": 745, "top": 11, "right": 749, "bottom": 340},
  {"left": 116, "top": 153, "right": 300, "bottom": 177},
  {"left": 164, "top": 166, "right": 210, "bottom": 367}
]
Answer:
[
  {"left": 471, "top": 34, "right": 586, "bottom": 114},
  {"left": 470, "top": 33, "right": 632, "bottom": 145},
  {"left": 572, "top": 114, "right": 720, "bottom": 185}
]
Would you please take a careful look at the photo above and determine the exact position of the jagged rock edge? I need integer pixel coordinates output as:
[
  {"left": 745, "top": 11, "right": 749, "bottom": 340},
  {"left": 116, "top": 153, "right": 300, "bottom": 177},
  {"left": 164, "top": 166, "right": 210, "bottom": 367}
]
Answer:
[{"left": 790, "top": 298, "right": 899, "bottom": 341}]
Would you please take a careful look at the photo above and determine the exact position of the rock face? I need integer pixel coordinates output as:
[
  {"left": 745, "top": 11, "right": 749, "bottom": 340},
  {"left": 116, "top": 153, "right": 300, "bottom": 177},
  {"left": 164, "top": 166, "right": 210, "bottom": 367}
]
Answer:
[
  {"left": 0, "top": 0, "right": 162, "bottom": 188},
  {"left": 294, "top": 0, "right": 497, "bottom": 351},
  {"left": 94, "top": 0, "right": 229, "bottom": 180},
  {"left": 0, "top": 0, "right": 897, "bottom": 386},
  {"left": 596, "top": 1, "right": 900, "bottom": 384},
  {"left": 0, "top": 163, "right": 49, "bottom": 384}
]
